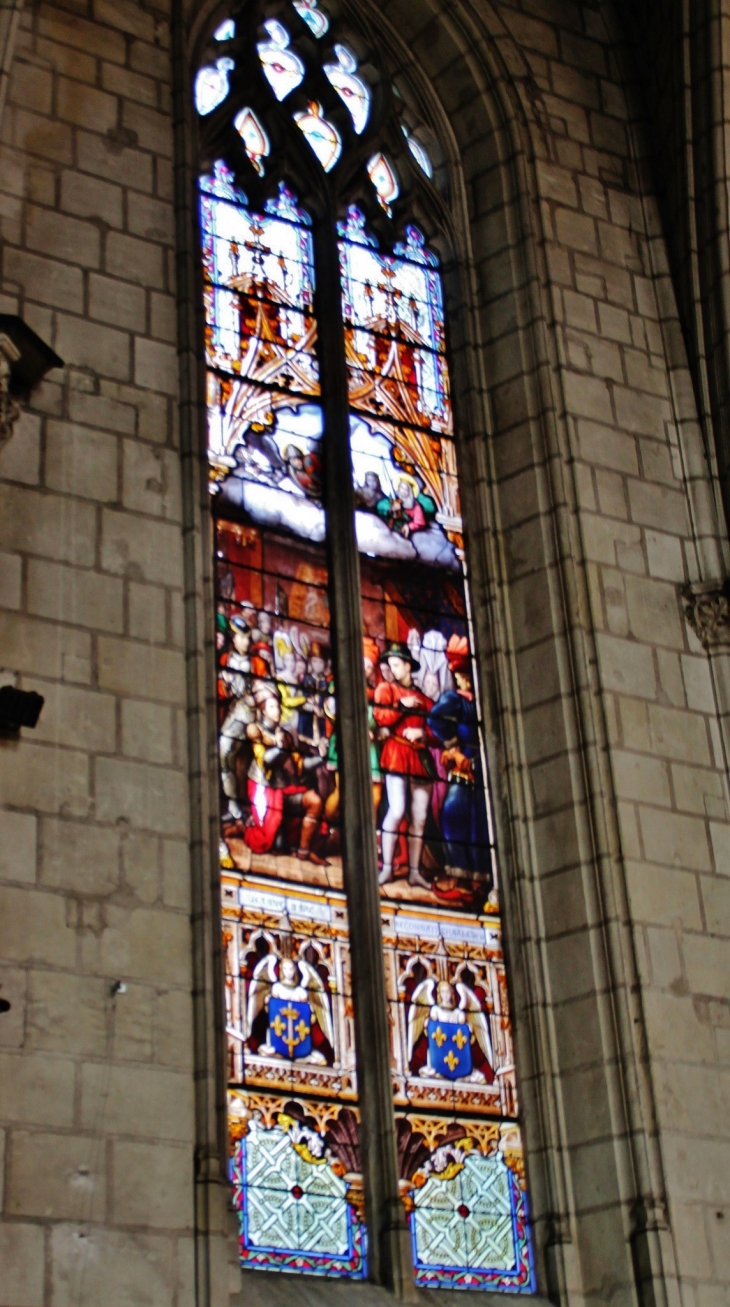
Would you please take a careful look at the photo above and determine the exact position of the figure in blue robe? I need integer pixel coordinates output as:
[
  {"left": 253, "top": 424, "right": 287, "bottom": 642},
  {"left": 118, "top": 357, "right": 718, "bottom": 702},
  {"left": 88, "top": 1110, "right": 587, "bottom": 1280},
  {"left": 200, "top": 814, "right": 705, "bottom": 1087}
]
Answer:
[{"left": 427, "top": 644, "right": 490, "bottom": 874}]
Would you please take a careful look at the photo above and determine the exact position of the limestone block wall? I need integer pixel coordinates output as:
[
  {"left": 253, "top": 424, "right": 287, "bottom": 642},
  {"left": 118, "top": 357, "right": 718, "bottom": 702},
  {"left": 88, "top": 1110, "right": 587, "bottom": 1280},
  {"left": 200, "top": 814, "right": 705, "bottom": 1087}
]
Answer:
[
  {"left": 366, "top": 0, "right": 730, "bottom": 1301},
  {"left": 483, "top": 1, "right": 730, "bottom": 1301},
  {"left": 0, "top": 0, "right": 729, "bottom": 1306},
  {"left": 0, "top": 2, "right": 196, "bottom": 1304}
]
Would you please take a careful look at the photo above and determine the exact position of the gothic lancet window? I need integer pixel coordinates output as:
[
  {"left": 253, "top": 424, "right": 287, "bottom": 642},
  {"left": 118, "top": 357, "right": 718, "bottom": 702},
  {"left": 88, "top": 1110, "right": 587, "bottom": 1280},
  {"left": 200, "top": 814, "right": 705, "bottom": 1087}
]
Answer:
[{"left": 196, "top": 2, "right": 535, "bottom": 1290}]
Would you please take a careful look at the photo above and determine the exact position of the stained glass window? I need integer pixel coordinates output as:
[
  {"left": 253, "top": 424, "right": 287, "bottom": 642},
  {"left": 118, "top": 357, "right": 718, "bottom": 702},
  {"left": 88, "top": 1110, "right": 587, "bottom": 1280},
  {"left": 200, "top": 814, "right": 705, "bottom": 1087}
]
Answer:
[
  {"left": 366, "top": 154, "right": 399, "bottom": 215},
  {"left": 195, "top": 57, "right": 234, "bottom": 115},
  {"left": 214, "top": 17, "right": 236, "bottom": 40},
  {"left": 203, "top": 161, "right": 366, "bottom": 1279},
  {"left": 258, "top": 19, "right": 305, "bottom": 101},
  {"left": 234, "top": 107, "right": 270, "bottom": 175},
  {"left": 402, "top": 126, "right": 434, "bottom": 179},
  {"left": 324, "top": 45, "right": 370, "bottom": 134},
  {"left": 197, "top": 2, "right": 534, "bottom": 1293},
  {"left": 339, "top": 210, "right": 534, "bottom": 1290},
  {"left": 293, "top": 0, "right": 329, "bottom": 38},
  {"left": 294, "top": 102, "right": 341, "bottom": 172}
]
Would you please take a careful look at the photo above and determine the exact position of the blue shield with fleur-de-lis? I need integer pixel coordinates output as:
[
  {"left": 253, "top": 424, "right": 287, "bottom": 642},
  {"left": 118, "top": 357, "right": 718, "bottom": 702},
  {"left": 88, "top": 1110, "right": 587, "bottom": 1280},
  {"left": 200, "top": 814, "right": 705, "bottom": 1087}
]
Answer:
[
  {"left": 268, "top": 997, "right": 312, "bottom": 1060},
  {"left": 427, "top": 1017, "right": 472, "bottom": 1081}
]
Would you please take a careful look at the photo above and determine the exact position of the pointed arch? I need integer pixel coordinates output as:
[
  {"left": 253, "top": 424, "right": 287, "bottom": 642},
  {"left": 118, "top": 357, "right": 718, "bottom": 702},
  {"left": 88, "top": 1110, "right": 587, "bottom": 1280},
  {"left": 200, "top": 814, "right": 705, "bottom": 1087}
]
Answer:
[{"left": 171, "top": 3, "right": 686, "bottom": 1305}]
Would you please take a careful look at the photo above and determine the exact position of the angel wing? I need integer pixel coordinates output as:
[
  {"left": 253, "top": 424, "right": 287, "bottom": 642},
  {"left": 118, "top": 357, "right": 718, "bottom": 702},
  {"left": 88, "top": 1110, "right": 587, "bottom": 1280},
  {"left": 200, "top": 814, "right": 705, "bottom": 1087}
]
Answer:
[
  {"left": 245, "top": 953, "right": 278, "bottom": 1038},
  {"left": 298, "top": 958, "right": 334, "bottom": 1048},
  {"left": 407, "top": 977, "right": 435, "bottom": 1063},
  {"left": 457, "top": 982, "right": 493, "bottom": 1068}
]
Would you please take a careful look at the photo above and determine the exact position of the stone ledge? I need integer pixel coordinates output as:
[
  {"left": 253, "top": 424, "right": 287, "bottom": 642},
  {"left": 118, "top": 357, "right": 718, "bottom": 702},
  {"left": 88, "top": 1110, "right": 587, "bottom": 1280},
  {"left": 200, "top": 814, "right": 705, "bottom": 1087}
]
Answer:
[{"left": 233, "top": 1270, "right": 552, "bottom": 1307}]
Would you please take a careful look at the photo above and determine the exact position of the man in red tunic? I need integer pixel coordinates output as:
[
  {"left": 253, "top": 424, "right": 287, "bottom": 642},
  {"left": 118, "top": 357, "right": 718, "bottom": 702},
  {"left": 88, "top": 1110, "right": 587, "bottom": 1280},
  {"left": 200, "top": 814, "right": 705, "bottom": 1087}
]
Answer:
[{"left": 373, "top": 642, "right": 434, "bottom": 889}]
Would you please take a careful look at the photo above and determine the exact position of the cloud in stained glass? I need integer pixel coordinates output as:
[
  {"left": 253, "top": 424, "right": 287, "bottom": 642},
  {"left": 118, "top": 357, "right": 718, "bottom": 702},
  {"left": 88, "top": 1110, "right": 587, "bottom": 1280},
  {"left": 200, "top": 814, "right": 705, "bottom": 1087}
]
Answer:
[
  {"left": 208, "top": 381, "right": 326, "bottom": 540},
  {"left": 402, "top": 126, "right": 434, "bottom": 179},
  {"left": 294, "top": 102, "right": 342, "bottom": 172},
  {"left": 351, "top": 415, "right": 460, "bottom": 569},
  {"left": 293, "top": 0, "right": 329, "bottom": 38},
  {"left": 213, "top": 17, "right": 236, "bottom": 40},
  {"left": 234, "top": 106, "right": 270, "bottom": 176},
  {"left": 258, "top": 19, "right": 305, "bottom": 101},
  {"left": 195, "top": 57, "right": 234, "bottom": 115},
  {"left": 367, "top": 153, "right": 399, "bottom": 216},
  {"left": 324, "top": 45, "right": 370, "bottom": 134}
]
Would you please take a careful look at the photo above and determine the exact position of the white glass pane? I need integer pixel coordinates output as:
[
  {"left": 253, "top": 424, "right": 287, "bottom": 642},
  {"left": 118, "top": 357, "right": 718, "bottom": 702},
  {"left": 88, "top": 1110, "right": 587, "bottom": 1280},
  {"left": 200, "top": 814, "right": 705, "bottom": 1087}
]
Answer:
[
  {"left": 292, "top": 0, "right": 329, "bottom": 38},
  {"left": 367, "top": 152, "right": 399, "bottom": 214},
  {"left": 195, "top": 57, "right": 234, "bottom": 115},
  {"left": 234, "top": 106, "right": 270, "bottom": 176},
  {"left": 294, "top": 102, "right": 342, "bottom": 171},
  {"left": 213, "top": 18, "right": 235, "bottom": 40},
  {"left": 257, "top": 19, "right": 305, "bottom": 101},
  {"left": 323, "top": 45, "right": 370, "bottom": 134},
  {"left": 403, "top": 127, "right": 434, "bottom": 178}
]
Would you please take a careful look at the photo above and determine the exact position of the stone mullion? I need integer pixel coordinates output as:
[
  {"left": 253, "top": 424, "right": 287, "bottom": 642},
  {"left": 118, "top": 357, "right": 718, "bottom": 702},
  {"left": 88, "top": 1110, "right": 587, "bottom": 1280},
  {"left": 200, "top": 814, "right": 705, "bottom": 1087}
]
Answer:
[
  {"left": 313, "top": 211, "right": 414, "bottom": 1299},
  {"left": 171, "top": 3, "right": 233, "bottom": 1302}
]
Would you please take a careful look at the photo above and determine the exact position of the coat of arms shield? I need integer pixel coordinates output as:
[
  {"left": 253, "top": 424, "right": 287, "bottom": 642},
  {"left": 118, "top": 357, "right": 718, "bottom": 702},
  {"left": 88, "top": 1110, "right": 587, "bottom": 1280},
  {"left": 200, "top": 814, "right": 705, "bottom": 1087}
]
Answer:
[
  {"left": 427, "top": 1017, "right": 472, "bottom": 1080},
  {"left": 268, "top": 996, "right": 313, "bottom": 1059}
]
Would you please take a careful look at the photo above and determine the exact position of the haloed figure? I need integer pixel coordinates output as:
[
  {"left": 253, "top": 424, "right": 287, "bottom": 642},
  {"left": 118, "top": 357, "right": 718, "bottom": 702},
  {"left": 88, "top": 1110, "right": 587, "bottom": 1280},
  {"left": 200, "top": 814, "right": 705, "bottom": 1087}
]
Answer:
[{"left": 373, "top": 642, "right": 434, "bottom": 889}]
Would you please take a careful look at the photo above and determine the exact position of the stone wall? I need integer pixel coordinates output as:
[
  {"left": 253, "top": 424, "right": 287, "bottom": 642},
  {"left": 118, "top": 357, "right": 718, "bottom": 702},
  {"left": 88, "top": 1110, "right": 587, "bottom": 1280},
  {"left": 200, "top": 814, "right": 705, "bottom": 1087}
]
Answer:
[
  {"left": 0, "top": 1, "right": 197, "bottom": 1303},
  {"left": 0, "top": 1, "right": 729, "bottom": 1306}
]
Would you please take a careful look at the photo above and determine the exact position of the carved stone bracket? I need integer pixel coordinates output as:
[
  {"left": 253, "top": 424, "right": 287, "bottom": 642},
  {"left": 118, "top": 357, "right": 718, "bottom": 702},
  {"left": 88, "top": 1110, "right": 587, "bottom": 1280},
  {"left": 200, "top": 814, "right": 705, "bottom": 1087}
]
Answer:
[
  {"left": 681, "top": 580, "right": 730, "bottom": 649},
  {"left": 0, "top": 332, "right": 21, "bottom": 452},
  {"left": 0, "top": 315, "right": 63, "bottom": 456}
]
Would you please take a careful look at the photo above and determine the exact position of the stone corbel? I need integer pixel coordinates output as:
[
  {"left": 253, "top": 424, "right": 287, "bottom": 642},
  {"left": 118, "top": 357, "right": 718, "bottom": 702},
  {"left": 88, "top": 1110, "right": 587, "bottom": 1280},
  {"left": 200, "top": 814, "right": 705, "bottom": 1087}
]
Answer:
[
  {"left": 0, "top": 333, "right": 21, "bottom": 451},
  {"left": 681, "top": 580, "right": 730, "bottom": 649},
  {"left": 0, "top": 314, "right": 63, "bottom": 453}
]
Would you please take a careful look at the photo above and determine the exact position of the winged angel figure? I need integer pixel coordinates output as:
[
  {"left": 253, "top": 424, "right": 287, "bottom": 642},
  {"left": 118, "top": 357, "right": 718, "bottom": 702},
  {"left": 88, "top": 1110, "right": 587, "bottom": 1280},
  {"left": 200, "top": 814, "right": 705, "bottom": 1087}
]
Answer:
[
  {"left": 407, "top": 978, "right": 493, "bottom": 1083},
  {"left": 247, "top": 955, "right": 334, "bottom": 1066}
]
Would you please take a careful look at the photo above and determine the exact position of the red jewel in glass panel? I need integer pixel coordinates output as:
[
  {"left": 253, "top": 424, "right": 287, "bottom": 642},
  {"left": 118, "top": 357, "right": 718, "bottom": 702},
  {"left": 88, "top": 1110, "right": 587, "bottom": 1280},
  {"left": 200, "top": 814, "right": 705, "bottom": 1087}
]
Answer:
[
  {"left": 258, "top": 19, "right": 305, "bottom": 101},
  {"left": 323, "top": 45, "right": 370, "bottom": 135},
  {"left": 195, "top": 57, "right": 234, "bottom": 115}
]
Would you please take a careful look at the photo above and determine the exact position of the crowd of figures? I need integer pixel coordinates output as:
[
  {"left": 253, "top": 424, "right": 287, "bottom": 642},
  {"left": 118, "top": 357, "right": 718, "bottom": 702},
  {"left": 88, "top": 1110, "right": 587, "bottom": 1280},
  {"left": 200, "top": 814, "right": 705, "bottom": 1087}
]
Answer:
[
  {"left": 217, "top": 596, "right": 339, "bottom": 866},
  {"left": 367, "top": 630, "right": 492, "bottom": 908},
  {"left": 216, "top": 551, "right": 494, "bottom": 911}
]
